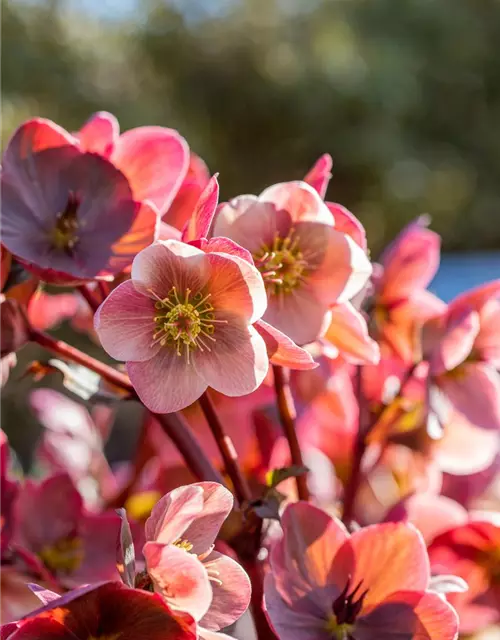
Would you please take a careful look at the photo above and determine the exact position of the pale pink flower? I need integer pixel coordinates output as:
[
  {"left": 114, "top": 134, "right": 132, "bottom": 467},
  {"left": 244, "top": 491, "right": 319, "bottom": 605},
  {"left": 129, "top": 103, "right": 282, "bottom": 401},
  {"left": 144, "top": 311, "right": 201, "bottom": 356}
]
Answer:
[
  {"left": 94, "top": 238, "right": 271, "bottom": 412},
  {"left": 212, "top": 181, "right": 372, "bottom": 345},
  {"left": 264, "top": 502, "right": 459, "bottom": 640},
  {"left": 142, "top": 482, "right": 251, "bottom": 640}
]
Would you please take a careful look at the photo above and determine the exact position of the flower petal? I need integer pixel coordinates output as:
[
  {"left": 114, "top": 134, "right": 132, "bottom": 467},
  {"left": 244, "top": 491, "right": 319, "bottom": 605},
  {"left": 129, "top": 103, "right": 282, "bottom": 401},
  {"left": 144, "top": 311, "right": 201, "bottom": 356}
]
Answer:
[
  {"left": 254, "top": 319, "right": 318, "bottom": 370},
  {"left": 303, "top": 154, "right": 333, "bottom": 200},
  {"left": 333, "top": 522, "right": 430, "bottom": 609},
  {"left": 144, "top": 541, "right": 213, "bottom": 622},
  {"left": 193, "top": 319, "right": 268, "bottom": 397},
  {"left": 206, "top": 251, "right": 267, "bottom": 324},
  {"left": 94, "top": 280, "right": 159, "bottom": 363},
  {"left": 356, "top": 590, "right": 459, "bottom": 640},
  {"left": 182, "top": 174, "right": 219, "bottom": 242},
  {"left": 439, "top": 363, "right": 500, "bottom": 430},
  {"left": 110, "top": 126, "right": 189, "bottom": 214},
  {"left": 260, "top": 181, "right": 333, "bottom": 225},
  {"left": 163, "top": 152, "right": 211, "bottom": 230},
  {"left": 127, "top": 348, "right": 208, "bottom": 413},
  {"left": 199, "top": 552, "right": 251, "bottom": 630},
  {"left": 326, "top": 202, "right": 367, "bottom": 250},
  {"left": 145, "top": 484, "right": 204, "bottom": 544},
  {"left": 325, "top": 302, "right": 380, "bottom": 365},
  {"left": 76, "top": 111, "right": 119, "bottom": 156},
  {"left": 131, "top": 240, "right": 208, "bottom": 300},
  {"left": 181, "top": 483, "right": 233, "bottom": 555}
]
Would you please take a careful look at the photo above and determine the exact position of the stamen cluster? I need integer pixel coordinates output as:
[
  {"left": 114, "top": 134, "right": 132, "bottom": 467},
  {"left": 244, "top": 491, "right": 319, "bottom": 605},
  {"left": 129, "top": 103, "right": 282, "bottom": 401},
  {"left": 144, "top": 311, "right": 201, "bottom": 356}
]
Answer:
[{"left": 254, "top": 231, "right": 307, "bottom": 296}]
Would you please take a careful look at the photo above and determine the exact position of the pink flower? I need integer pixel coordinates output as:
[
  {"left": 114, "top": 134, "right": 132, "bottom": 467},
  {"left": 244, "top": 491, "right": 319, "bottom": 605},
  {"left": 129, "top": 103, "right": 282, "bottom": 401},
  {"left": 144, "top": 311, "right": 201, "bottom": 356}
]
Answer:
[
  {"left": 95, "top": 238, "right": 270, "bottom": 413},
  {"left": 428, "top": 520, "right": 500, "bottom": 634},
  {"left": 142, "top": 482, "right": 251, "bottom": 639},
  {"left": 264, "top": 502, "right": 459, "bottom": 640},
  {"left": 75, "top": 111, "right": 190, "bottom": 215},
  {"left": 163, "top": 152, "right": 211, "bottom": 230},
  {"left": 10, "top": 472, "right": 119, "bottom": 589},
  {"left": 371, "top": 217, "right": 444, "bottom": 362},
  {"left": 212, "top": 181, "right": 372, "bottom": 345},
  {"left": 423, "top": 280, "right": 500, "bottom": 431},
  {"left": 323, "top": 301, "right": 380, "bottom": 365},
  {"left": 2, "top": 581, "right": 197, "bottom": 640},
  {"left": 1, "top": 117, "right": 187, "bottom": 283}
]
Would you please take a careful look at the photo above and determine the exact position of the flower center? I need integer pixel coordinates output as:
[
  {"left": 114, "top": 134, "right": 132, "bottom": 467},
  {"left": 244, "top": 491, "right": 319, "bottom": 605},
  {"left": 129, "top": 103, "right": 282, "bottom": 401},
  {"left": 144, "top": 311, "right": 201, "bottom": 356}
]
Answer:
[
  {"left": 38, "top": 535, "right": 83, "bottom": 574},
  {"left": 150, "top": 287, "right": 226, "bottom": 362},
  {"left": 51, "top": 192, "right": 80, "bottom": 254},
  {"left": 253, "top": 230, "right": 307, "bottom": 296},
  {"left": 326, "top": 578, "right": 368, "bottom": 638}
]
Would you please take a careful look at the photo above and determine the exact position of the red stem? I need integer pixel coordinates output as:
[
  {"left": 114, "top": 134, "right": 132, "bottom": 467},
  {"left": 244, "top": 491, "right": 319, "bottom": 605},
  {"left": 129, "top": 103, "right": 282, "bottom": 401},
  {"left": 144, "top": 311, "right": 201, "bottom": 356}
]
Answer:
[
  {"left": 30, "top": 328, "right": 134, "bottom": 393},
  {"left": 241, "top": 556, "right": 277, "bottom": 640},
  {"left": 152, "top": 410, "right": 226, "bottom": 485},
  {"left": 198, "top": 392, "right": 251, "bottom": 506},
  {"left": 272, "top": 365, "right": 309, "bottom": 501},
  {"left": 78, "top": 284, "right": 101, "bottom": 313}
]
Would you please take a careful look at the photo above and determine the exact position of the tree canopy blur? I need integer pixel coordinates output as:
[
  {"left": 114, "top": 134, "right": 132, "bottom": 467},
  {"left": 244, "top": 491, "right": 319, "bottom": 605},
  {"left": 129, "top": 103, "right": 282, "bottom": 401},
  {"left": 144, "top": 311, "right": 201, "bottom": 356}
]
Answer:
[{"left": 3, "top": 0, "right": 500, "bottom": 252}]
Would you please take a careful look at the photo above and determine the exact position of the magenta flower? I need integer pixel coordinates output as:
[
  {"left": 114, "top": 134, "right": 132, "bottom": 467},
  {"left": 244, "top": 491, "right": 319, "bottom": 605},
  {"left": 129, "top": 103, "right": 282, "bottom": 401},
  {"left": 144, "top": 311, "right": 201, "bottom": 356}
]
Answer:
[
  {"left": 212, "top": 181, "right": 372, "bottom": 345},
  {"left": 2, "top": 581, "right": 197, "bottom": 640},
  {"left": 1, "top": 117, "right": 187, "bottom": 283},
  {"left": 264, "top": 502, "right": 459, "bottom": 640},
  {"left": 10, "top": 472, "right": 119, "bottom": 589},
  {"left": 95, "top": 238, "right": 271, "bottom": 413},
  {"left": 142, "top": 482, "right": 251, "bottom": 639}
]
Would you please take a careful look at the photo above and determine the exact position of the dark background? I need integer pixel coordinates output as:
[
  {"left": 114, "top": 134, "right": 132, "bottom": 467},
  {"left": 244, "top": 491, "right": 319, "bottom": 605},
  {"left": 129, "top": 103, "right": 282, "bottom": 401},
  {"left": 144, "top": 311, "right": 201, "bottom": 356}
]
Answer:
[{"left": 3, "top": 0, "right": 500, "bottom": 254}]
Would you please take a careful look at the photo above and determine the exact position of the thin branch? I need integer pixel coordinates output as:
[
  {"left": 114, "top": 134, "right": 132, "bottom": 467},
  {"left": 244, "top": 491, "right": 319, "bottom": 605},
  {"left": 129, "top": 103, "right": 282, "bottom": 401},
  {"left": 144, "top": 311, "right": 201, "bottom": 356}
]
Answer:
[
  {"left": 78, "top": 284, "right": 101, "bottom": 313},
  {"left": 153, "top": 410, "right": 226, "bottom": 486},
  {"left": 198, "top": 391, "right": 251, "bottom": 506},
  {"left": 272, "top": 365, "right": 309, "bottom": 501},
  {"left": 30, "top": 328, "right": 134, "bottom": 393}
]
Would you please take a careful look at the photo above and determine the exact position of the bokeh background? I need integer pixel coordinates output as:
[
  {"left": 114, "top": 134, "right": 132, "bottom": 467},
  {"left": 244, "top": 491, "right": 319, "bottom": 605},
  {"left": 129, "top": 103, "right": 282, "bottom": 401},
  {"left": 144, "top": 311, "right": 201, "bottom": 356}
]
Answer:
[
  {"left": 2, "top": 0, "right": 500, "bottom": 466},
  {"left": 3, "top": 0, "right": 500, "bottom": 256}
]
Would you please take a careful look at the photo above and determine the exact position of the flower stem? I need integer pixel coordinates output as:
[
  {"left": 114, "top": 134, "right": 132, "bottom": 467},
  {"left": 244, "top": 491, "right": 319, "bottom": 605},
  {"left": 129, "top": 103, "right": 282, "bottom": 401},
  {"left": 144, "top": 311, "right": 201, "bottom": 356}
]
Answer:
[
  {"left": 198, "top": 391, "right": 252, "bottom": 506},
  {"left": 272, "top": 365, "right": 309, "bottom": 501},
  {"left": 78, "top": 284, "right": 101, "bottom": 313},
  {"left": 152, "top": 410, "right": 226, "bottom": 485},
  {"left": 241, "top": 555, "right": 277, "bottom": 640},
  {"left": 30, "top": 328, "right": 134, "bottom": 393}
]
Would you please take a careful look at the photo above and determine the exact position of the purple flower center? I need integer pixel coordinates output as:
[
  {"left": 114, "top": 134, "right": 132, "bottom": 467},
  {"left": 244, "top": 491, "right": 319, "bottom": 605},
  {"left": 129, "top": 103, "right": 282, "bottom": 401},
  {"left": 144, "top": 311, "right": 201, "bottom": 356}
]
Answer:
[
  {"left": 150, "top": 287, "right": 227, "bottom": 362},
  {"left": 51, "top": 192, "right": 80, "bottom": 254},
  {"left": 325, "top": 577, "right": 369, "bottom": 637},
  {"left": 254, "top": 230, "right": 307, "bottom": 296}
]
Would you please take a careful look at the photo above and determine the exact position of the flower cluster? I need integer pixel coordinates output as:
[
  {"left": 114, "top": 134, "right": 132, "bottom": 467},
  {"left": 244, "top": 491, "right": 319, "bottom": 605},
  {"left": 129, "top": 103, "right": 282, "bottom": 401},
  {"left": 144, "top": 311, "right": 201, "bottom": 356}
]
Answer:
[{"left": 1, "top": 112, "right": 499, "bottom": 639}]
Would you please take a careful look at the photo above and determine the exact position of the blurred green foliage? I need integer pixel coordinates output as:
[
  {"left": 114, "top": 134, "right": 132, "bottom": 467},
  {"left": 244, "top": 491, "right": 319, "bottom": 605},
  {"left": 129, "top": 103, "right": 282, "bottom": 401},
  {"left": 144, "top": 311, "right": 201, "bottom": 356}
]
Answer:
[{"left": 3, "top": 0, "right": 500, "bottom": 252}]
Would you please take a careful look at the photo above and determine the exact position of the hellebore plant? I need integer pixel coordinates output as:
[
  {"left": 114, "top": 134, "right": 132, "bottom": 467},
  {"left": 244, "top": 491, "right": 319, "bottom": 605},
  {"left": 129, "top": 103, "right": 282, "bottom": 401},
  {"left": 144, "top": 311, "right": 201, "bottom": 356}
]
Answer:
[{"left": 3, "top": 109, "right": 500, "bottom": 640}]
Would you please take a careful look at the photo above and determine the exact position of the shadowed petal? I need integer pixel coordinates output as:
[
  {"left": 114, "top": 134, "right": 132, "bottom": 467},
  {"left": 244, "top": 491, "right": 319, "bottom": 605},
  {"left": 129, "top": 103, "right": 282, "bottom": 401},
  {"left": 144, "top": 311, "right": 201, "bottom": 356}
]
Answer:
[
  {"left": 111, "top": 126, "right": 189, "bottom": 214},
  {"left": 333, "top": 523, "right": 430, "bottom": 609},
  {"left": 199, "top": 552, "right": 251, "bottom": 630},
  {"left": 127, "top": 348, "right": 208, "bottom": 413},
  {"left": 193, "top": 319, "right": 268, "bottom": 397},
  {"left": 144, "top": 541, "right": 213, "bottom": 622},
  {"left": 356, "top": 590, "right": 459, "bottom": 640},
  {"left": 94, "top": 280, "right": 159, "bottom": 363}
]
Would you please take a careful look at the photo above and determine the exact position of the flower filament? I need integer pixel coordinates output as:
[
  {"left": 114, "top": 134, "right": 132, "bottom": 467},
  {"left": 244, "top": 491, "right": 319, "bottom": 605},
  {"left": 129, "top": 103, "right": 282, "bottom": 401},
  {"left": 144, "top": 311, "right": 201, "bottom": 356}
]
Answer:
[
  {"left": 254, "top": 230, "right": 308, "bottom": 296},
  {"left": 150, "top": 287, "right": 226, "bottom": 362}
]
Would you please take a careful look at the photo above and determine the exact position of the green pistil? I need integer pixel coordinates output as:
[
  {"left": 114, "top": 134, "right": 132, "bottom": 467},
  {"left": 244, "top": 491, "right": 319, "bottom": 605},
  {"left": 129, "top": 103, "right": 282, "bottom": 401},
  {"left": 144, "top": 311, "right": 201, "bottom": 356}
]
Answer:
[
  {"left": 150, "top": 287, "right": 223, "bottom": 362},
  {"left": 254, "top": 231, "right": 308, "bottom": 296}
]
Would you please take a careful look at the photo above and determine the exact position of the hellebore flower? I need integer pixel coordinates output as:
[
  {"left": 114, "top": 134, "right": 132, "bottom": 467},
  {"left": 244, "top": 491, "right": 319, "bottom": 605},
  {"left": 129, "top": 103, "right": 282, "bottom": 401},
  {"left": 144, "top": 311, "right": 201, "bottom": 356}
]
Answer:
[
  {"left": 163, "top": 152, "right": 211, "bottom": 230},
  {"left": 212, "top": 181, "right": 372, "bottom": 345},
  {"left": 75, "top": 111, "right": 190, "bottom": 215},
  {"left": 2, "top": 581, "right": 197, "bottom": 640},
  {"left": 1, "top": 118, "right": 187, "bottom": 283},
  {"left": 264, "top": 502, "right": 459, "bottom": 640},
  {"left": 94, "top": 238, "right": 270, "bottom": 413},
  {"left": 141, "top": 482, "right": 251, "bottom": 639},
  {"left": 428, "top": 520, "right": 500, "bottom": 634},
  {"left": 423, "top": 280, "right": 500, "bottom": 431},
  {"left": 11, "top": 472, "right": 119, "bottom": 589},
  {"left": 370, "top": 216, "right": 444, "bottom": 362}
]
